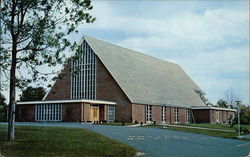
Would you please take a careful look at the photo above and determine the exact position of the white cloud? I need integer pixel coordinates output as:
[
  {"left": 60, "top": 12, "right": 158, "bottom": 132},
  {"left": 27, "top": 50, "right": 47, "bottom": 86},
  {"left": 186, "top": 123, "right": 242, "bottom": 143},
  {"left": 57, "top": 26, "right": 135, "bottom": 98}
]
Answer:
[
  {"left": 3, "top": 1, "right": 249, "bottom": 105},
  {"left": 81, "top": 1, "right": 249, "bottom": 104}
]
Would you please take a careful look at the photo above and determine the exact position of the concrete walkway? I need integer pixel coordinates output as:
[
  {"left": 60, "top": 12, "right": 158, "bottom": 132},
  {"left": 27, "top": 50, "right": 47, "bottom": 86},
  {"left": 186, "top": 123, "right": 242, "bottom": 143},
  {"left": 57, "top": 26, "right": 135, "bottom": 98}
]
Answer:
[{"left": 1, "top": 122, "right": 249, "bottom": 157}]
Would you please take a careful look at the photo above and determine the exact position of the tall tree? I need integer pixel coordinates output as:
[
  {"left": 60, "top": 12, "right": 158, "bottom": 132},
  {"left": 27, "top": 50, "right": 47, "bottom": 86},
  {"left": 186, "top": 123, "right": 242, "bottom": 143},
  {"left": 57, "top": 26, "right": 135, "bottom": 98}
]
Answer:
[
  {"left": 217, "top": 99, "right": 228, "bottom": 108},
  {"left": 19, "top": 86, "right": 46, "bottom": 101},
  {"left": 224, "top": 88, "right": 239, "bottom": 107},
  {"left": 0, "top": 0, "right": 95, "bottom": 140}
]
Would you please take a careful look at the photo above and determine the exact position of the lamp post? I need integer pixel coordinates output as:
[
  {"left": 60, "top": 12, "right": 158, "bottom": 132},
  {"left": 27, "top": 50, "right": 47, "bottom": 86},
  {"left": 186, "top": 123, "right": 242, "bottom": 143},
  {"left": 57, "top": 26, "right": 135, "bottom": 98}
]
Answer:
[{"left": 235, "top": 100, "right": 241, "bottom": 137}]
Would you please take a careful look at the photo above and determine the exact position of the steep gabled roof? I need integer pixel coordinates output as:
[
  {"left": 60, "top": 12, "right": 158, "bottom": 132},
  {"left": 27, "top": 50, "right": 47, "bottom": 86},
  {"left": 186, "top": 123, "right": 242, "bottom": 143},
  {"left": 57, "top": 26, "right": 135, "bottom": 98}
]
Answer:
[{"left": 84, "top": 36, "right": 206, "bottom": 107}]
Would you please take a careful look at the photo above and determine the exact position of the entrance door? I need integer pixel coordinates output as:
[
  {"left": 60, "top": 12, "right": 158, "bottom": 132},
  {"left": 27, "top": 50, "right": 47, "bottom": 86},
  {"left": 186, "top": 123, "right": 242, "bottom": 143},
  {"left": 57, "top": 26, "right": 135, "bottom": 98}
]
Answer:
[{"left": 90, "top": 106, "right": 99, "bottom": 121}]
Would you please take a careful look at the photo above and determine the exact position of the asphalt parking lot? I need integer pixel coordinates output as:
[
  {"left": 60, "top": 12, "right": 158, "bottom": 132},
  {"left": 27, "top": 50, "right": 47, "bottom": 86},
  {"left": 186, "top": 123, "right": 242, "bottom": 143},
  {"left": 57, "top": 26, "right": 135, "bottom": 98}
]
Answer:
[{"left": 1, "top": 122, "right": 250, "bottom": 157}]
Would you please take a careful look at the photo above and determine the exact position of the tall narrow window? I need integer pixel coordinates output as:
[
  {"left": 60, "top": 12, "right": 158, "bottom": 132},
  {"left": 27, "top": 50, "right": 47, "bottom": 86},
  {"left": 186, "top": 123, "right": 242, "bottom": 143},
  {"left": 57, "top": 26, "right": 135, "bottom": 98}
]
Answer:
[
  {"left": 161, "top": 106, "right": 166, "bottom": 122},
  {"left": 35, "top": 104, "right": 62, "bottom": 121},
  {"left": 71, "top": 40, "right": 96, "bottom": 99},
  {"left": 146, "top": 105, "right": 152, "bottom": 123},
  {"left": 186, "top": 109, "right": 191, "bottom": 123},
  {"left": 106, "top": 105, "right": 115, "bottom": 122},
  {"left": 174, "top": 108, "right": 178, "bottom": 123}
]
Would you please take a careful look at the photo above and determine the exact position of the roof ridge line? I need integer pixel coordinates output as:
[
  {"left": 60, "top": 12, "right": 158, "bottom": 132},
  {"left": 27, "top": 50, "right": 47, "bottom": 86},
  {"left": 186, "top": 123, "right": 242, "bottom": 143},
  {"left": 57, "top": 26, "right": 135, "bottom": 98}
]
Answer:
[{"left": 83, "top": 35, "right": 179, "bottom": 66}]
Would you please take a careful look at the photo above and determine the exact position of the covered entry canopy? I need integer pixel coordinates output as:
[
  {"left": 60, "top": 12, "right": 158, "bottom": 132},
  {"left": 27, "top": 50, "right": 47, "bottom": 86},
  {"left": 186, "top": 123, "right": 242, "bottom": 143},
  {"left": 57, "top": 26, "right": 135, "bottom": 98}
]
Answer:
[
  {"left": 16, "top": 99, "right": 116, "bottom": 122},
  {"left": 191, "top": 106, "right": 237, "bottom": 124},
  {"left": 17, "top": 99, "right": 116, "bottom": 105}
]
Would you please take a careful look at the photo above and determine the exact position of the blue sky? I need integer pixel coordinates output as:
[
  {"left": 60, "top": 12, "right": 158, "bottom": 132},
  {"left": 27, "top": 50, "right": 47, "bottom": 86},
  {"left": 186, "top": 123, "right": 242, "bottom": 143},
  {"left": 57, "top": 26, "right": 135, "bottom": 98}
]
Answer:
[
  {"left": 76, "top": 0, "right": 249, "bottom": 105},
  {"left": 2, "top": 0, "right": 249, "bottom": 105}
]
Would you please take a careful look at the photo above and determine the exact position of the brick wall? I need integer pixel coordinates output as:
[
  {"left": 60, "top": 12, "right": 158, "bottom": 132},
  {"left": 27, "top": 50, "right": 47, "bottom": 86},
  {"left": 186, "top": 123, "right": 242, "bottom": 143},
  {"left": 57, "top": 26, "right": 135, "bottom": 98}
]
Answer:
[
  {"left": 165, "top": 107, "right": 171, "bottom": 123},
  {"left": 62, "top": 103, "right": 82, "bottom": 122},
  {"left": 96, "top": 57, "right": 132, "bottom": 122},
  {"left": 192, "top": 109, "right": 210, "bottom": 123},
  {"left": 178, "top": 108, "right": 186, "bottom": 123},
  {"left": 99, "top": 105, "right": 105, "bottom": 121},
  {"left": 45, "top": 64, "right": 71, "bottom": 100},
  {"left": 16, "top": 105, "right": 35, "bottom": 122},
  {"left": 63, "top": 103, "right": 84, "bottom": 122},
  {"left": 132, "top": 104, "right": 145, "bottom": 123},
  {"left": 152, "top": 105, "right": 161, "bottom": 123}
]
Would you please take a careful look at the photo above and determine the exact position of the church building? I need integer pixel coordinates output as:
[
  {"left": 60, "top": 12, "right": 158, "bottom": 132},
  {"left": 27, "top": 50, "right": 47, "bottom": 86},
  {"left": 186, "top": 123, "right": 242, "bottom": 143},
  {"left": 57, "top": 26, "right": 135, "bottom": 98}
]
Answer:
[{"left": 16, "top": 36, "right": 236, "bottom": 124}]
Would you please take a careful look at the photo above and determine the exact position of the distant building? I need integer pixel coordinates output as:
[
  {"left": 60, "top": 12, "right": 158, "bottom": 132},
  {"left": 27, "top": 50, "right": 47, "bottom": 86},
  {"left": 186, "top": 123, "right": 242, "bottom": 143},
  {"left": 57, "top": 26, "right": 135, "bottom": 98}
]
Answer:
[{"left": 16, "top": 36, "right": 236, "bottom": 124}]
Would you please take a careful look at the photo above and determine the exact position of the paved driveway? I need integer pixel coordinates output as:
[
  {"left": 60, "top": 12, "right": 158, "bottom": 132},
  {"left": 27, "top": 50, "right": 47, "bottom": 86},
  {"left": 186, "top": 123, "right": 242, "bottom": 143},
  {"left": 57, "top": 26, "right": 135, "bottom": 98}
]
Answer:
[{"left": 1, "top": 122, "right": 250, "bottom": 157}]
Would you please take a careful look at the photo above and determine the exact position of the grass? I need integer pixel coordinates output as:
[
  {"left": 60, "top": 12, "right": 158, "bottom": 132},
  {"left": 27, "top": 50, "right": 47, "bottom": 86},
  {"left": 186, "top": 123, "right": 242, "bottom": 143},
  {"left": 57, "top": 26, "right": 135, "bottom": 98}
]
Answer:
[
  {"left": 175, "top": 123, "right": 250, "bottom": 131},
  {"left": 166, "top": 126, "right": 239, "bottom": 139},
  {"left": 143, "top": 124, "right": 250, "bottom": 140},
  {"left": 0, "top": 125, "right": 136, "bottom": 157}
]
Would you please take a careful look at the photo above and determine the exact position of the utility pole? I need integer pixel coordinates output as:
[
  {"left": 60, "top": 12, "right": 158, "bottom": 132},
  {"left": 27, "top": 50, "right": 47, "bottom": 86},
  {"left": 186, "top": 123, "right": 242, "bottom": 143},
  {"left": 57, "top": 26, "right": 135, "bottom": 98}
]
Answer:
[{"left": 235, "top": 100, "right": 241, "bottom": 137}]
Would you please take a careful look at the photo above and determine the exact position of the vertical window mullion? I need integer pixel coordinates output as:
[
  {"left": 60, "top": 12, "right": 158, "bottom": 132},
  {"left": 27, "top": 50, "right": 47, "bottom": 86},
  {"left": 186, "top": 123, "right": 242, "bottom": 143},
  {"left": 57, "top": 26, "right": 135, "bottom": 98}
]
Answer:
[
  {"left": 87, "top": 45, "right": 89, "bottom": 99},
  {"left": 42, "top": 105, "right": 44, "bottom": 121},
  {"left": 90, "top": 50, "right": 92, "bottom": 99},
  {"left": 83, "top": 41, "right": 86, "bottom": 99},
  {"left": 56, "top": 104, "right": 58, "bottom": 121},
  {"left": 52, "top": 104, "right": 54, "bottom": 121},
  {"left": 55, "top": 104, "right": 58, "bottom": 121},
  {"left": 48, "top": 104, "right": 51, "bottom": 121},
  {"left": 59, "top": 104, "right": 62, "bottom": 121},
  {"left": 46, "top": 104, "right": 48, "bottom": 121}
]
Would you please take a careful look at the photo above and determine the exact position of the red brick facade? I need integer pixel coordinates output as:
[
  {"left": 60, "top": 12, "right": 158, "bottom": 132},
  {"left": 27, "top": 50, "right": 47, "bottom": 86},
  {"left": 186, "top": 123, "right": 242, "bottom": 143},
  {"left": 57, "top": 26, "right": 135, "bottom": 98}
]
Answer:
[
  {"left": 132, "top": 104, "right": 145, "bottom": 123},
  {"left": 62, "top": 103, "right": 82, "bottom": 122},
  {"left": 96, "top": 57, "right": 132, "bottom": 122},
  {"left": 16, "top": 105, "right": 35, "bottom": 122},
  {"left": 131, "top": 104, "right": 192, "bottom": 124},
  {"left": 45, "top": 64, "right": 71, "bottom": 100},
  {"left": 178, "top": 108, "right": 186, "bottom": 123},
  {"left": 16, "top": 55, "right": 237, "bottom": 124},
  {"left": 193, "top": 109, "right": 236, "bottom": 124},
  {"left": 152, "top": 106, "right": 161, "bottom": 123},
  {"left": 192, "top": 109, "right": 210, "bottom": 123}
]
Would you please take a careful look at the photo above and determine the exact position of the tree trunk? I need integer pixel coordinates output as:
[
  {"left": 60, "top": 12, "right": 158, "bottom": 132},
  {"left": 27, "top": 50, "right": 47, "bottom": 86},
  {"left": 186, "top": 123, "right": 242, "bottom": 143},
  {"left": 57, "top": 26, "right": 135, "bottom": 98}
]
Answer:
[{"left": 7, "top": 42, "right": 17, "bottom": 141}]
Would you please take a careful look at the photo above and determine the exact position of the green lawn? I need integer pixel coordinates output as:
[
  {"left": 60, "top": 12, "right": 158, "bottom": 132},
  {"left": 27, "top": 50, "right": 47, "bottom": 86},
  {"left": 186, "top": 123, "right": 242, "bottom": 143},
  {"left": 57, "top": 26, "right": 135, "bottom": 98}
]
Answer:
[
  {"left": 175, "top": 123, "right": 250, "bottom": 131},
  {"left": 0, "top": 125, "right": 136, "bottom": 157},
  {"left": 143, "top": 124, "right": 250, "bottom": 140},
  {"left": 165, "top": 126, "right": 238, "bottom": 139}
]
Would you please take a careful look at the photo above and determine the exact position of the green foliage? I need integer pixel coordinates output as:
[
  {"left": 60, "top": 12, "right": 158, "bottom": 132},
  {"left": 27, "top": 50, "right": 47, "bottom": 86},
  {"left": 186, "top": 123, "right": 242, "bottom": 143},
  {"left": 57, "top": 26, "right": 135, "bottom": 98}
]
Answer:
[
  {"left": 0, "top": 0, "right": 96, "bottom": 88},
  {"left": 0, "top": 125, "right": 136, "bottom": 157},
  {"left": 1, "top": 0, "right": 95, "bottom": 140},
  {"left": 19, "top": 86, "right": 46, "bottom": 101},
  {"left": 217, "top": 99, "right": 228, "bottom": 108},
  {"left": 195, "top": 90, "right": 210, "bottom": 105},
  {"left": 0, "top": 93, "right": 7, "bottom": 121},
  {"left": 233, "top": 104, "right": 250, "bottom": 125}
]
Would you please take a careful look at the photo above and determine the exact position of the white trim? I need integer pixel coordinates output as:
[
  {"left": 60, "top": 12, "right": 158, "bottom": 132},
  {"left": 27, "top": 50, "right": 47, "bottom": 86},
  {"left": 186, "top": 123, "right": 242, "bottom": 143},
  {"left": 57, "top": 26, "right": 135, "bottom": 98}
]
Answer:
[
  {"left": 161, "top": 106, "right": 166, "bottom": 122},
  {"left": 186, "top": 108, "right": 191, "bottom": 123},
  {"left": 191, "top": 106, "right": 236, "bottom": 112},
  {"left": 17, "top": 99, "right": 116, "bottom": 105},
  {"left": 133, "top": 102, "right": 192, "bottom": 109}
]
